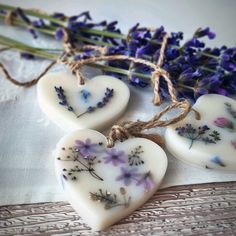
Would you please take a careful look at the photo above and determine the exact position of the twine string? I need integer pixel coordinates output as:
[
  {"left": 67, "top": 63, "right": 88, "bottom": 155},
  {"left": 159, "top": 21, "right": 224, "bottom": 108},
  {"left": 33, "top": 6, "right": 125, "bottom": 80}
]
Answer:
[
  {"left": 58, "top": 34, "right": 177, "bottom": 105},
  {"left": 0, "top": 10, "right": 57, "bottom": 86},
  {"left": 0, "top": 22, "right": 200, "bottom": 146},
  {"left": 152, "top": 34, "right": 169, "bottom": 105},
  {"left": 106, "top": 99, "right": 193, "bottom": 147},
  {"left": 57, "top": 33, "right": 198, "bottom": 147},
  {"left": 0, "top": 60, "right": 56, "bottom": 87}
]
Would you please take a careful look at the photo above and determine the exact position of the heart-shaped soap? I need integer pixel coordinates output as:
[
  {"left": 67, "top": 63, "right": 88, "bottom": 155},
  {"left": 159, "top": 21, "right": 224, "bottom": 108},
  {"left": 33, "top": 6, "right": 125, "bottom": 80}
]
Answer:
[
  {"left": 55, "top": 129, "right": 167, "bottom": 230},
  {"left": 37, "top": 72, "right": 130, "bottom": 132},
  {"left": 165, "top": 94, "right": 236, "bottom": 170}
]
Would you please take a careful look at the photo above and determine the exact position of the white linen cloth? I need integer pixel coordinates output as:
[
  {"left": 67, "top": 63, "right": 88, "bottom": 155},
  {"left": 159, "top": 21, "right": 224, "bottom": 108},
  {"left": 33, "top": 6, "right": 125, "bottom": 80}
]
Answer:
[{"left": 0, "top": 0, "right": 236, "bottom": 205}]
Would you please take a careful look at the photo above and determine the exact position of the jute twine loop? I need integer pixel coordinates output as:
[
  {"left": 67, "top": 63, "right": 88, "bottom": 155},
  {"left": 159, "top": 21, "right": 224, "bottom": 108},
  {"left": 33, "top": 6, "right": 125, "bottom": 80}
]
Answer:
[
  {"left": 0, "top": 22, "right": 200, "bottom": 147},
  {"left": 56, "top": 32, "right": 199, "bottom": 147},
  {"left": 152, "top": 34, "right": 170, "bottom": 105},
  {"left": 59, "top": 32, "right": 197, "bottom": 133},
  {"left": 58, "top": 34, "right": 175, "bottom": 105},
  {"left": 0, "top": 60, "right": 57, "bottom": 87},
  {"left": 107, "top": 125, "right": 130, "bottom": 147},
  {"left": 106, "top": 99, "right": 193, "bottom": 147}
]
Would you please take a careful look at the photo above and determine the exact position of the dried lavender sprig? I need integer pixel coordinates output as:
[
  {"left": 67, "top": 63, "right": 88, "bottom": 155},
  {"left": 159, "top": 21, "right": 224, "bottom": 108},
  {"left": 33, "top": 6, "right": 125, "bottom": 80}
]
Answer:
[
  {"left": 0, "top": 5, "right": 228, "bottom": 68},
  {"left": 0, "top": 34, "right": 150, "bottom": 79},
  {"left": 0, "top": 33, "right": 234, "bottom": 101},
  {"left": 0, "top": 4, "right": 229, "bottom": 67},
  {"left": 0, "top": 4, "right": 222, "bottom": 58},
  {"left": 0, "top": 10, "right": 223, "bottom": 64},
  {"left": 0, "top": 4, "right": 236, "bottom": 101},
  {"left": 0, "top": 10, "right": 218, "bottom": 57},
  {"left": 0, "top": 4, "right": 223, "bottom": 57},
  {"left": 0, "top": 3, "right": 123, "bottom": 39},
  {"left": 0, "top": 33, "right": 214, "bottom": 84},
  {"left": 77, "top": 87, "right": 114, "bottom": 118},
  {"left": 54, "top": 84, "right": 114, "bottom": 118},
  {"left": 55, "top": 86, "right": 75, "bottom": 113},
  {"left": 0, "top": 13, "right": 112, "bottom": 47}
]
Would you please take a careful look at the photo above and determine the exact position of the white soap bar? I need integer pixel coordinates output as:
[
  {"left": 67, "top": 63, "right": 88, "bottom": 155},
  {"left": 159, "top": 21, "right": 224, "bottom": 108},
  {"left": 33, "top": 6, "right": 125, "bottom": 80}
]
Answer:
[
  {"left": 37, "top": 72, "right": 130, "bottom": 132},
  {"left": 55, "top": 129, "right": 168, "bottom": 230},
  {"left": 165, "top": 94, "right": 236, "bottom": 170}
]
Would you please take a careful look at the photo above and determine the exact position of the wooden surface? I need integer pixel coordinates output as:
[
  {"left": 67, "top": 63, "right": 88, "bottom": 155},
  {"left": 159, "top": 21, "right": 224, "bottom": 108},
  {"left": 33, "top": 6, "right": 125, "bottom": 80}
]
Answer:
[{"left": 0, "top": 182, "right": 236, "bottom": 236}]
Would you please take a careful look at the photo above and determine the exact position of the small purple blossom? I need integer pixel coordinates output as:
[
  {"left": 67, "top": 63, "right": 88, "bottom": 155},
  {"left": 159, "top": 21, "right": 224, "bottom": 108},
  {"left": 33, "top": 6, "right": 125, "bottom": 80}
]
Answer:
[
  {"left": 215, "top": 88, "right": 228, "bottom": 96},
  {"left": 136, "top": 171, "right": 155, "bottom": 191},
  {"left": 130, "top": 76, "right": 149, "bottom": 87},
  {"left": 74, "top": 49, "right": 94, "bottom": 60},
  {"left": 136, "top": 44, "right": 157, "bottom": 58},
  {"left": 210, "top": 156, "right": 226, "bottom": 167},
  {"left": 16, "top": 8, "right": 31, "bottom": 24},
  {"left": 52, "top": 12, "right": 66, "bottom": 20},
  {"left": 194, "top": 73, "right": 221, "bottom": 98},
  {"left": 32, "top": 19, "right": 45, "bottom": 28},
  {"left": 106, "top": 45, "right": 128, "bottom": 56},
  {"left": 214, "top": 117, "right": 235, "bottom": 131},
  {"left": 214, "top": 117, "right": 230, "bottom": 127},
  {"left": 3, "top": 6, "right": 236, "bottom": 102},
  {"left": 68, "top": 11, "right": 92, "bottom": 23},
  {"left": 165, "top": 47, "right": 180, "bottom": 60},
  {"left": 20, "top": 52, "right": 35, "bottom": 60},
  {"left": 55, "top": 86, "right": 74, "bottom": 111},
  {"left": 75, "top": 138, "right": 98, "bottom": 158},
  {"left": 179, "top": 68, "right": 202, "bottom": 84},
  {"left": 55, "top": 28, "right": 64, "bottom": 40},
  {"left": 221, "top": 47, "right": 236, "bottom": 72},
  {"left": 80, "top": 89, "right": 91, "bottom": 102},
  {"left": 104, "top": 148, "right": 127, "bottom": 166},
  {"left": 28, "top": 28, "right": 37, "bottom": 39},
  {"left": 168, "top": 31, "right": 183, "bottom": 46},
  {"left": 194, "top": 27, "right": 216, "bottom": 39},
  {"left": 184, "top": 37, "right": 205, "bottom": 48},
  {"left": 116, "top": 167, "right": 140, "bottom": 186}
]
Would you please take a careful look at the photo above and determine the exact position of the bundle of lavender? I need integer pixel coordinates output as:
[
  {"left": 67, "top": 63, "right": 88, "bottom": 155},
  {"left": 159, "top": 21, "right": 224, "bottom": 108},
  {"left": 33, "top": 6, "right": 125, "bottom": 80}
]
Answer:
[{"left": 0, "top": 3, "right": 235, "bottom": 101}]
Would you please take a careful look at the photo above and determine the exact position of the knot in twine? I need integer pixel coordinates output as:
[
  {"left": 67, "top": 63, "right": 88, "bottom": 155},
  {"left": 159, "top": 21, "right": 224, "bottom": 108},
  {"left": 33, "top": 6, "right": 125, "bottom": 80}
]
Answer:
[
  {"left": 58, "top": 33, "right": 174, "bottom": 105},
  {"left": 0, "top": 27, "right": 200, "bottom": 147},
  {"left": 106, "top": 98, "right": 197, "bottom": 148},
  {"left": 57, "top": 33, "right": 200, "bottom": 147}
]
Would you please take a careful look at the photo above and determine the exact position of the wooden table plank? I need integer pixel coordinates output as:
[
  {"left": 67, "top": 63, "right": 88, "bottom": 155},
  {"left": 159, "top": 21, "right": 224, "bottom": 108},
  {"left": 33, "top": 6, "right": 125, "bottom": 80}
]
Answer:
[{"left": 1, "top": 182, "right": 236, "bottom": 236}]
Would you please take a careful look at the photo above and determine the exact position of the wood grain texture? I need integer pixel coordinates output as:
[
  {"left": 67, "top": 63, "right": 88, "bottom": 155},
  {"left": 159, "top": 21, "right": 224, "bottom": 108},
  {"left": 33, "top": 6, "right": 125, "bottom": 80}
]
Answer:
[{"left": 1, "top": 182, "right": 236, "bottom": 236}]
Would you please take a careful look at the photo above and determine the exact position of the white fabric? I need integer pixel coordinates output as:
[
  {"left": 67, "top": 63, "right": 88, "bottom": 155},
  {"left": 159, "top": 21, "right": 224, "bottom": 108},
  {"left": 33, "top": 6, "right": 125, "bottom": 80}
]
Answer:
[{"left": 0, "top": 0, "right": 236, "bottom": 205}]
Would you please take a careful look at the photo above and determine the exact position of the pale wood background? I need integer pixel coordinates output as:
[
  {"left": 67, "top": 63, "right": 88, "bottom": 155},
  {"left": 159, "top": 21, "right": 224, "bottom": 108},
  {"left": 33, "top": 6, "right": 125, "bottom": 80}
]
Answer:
[{"left": 1, "top": 181, "right": 236, "bottom": 236}]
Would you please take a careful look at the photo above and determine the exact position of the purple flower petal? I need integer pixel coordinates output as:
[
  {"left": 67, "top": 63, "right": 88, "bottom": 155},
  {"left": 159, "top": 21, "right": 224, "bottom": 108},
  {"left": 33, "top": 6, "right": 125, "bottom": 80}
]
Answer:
[
  {"left": 55, "top": 28, "right": 64, "bottom": 40},
  {"left": 116, "top": 167, "right": 140, "bottom": 186},
  {"left": 74, "top": 138, "right": 98, "bottom": 158},
  {"left": 136, "top": 171, "right": 155, "bottom": 191},
  {"left": 103, "top": 148, "right": 127, "bottom": 166}
]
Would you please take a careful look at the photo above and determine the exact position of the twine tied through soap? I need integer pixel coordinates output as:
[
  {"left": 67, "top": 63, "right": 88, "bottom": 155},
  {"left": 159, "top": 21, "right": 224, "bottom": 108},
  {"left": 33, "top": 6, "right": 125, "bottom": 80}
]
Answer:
[
  {"left": 57, "top": 32, "right": 199, "bottom": 147},
  {"left": 58, "top": 31, "right": 173, "bottom": 106},
  {"left": 0, "top": 25, "right": 200, "bottom": 147}
]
